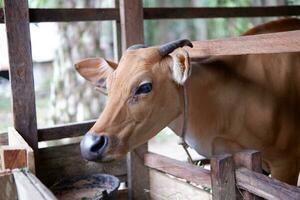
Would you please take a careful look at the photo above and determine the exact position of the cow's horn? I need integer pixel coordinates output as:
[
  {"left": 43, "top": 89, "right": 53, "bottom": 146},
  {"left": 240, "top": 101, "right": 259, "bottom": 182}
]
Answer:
[
  {"left": 159, "top": 39, "right": 193, "bottom": 57},
  {"left": 127, "top": 44, "right": 147, "bottom": 50}
]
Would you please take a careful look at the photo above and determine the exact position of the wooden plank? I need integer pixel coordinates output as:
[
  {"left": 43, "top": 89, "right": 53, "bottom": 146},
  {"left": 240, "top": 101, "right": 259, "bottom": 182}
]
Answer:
[
  {"left": 144, "top": 6, "right": 300, "bottom": 19},
  {"left": 119, "top": 1, "right": 149, "bottom": 199},
  {"left": 8, "top": 127, "right": 35, "bottom": 173},
  {"left": 4, "top": 0, "right": 38, "bottom": 155},
  {"left": 234, "top": 150, "right": 263, "bottom": 200},
  {"left": 119, "top": 0, "right": 144, "bottom": 51},
  {"left": 144, "top": 152, "right": 211, "bottom": 188},
  {"left": 117, "top": 188, "right": 129, "bottom": 200},
  {"left": 236, "top": 167, "right": 300, "bottom": 200},
  {"left": 210, "top": 154, "right": 236, "bottom": 200},
  {"left": 1, "top": 6, "right": 300, "bottom": 23},
  {"left": 0, "top": 8, "right": 118, "bottom": 23},
  {"left": 13, "top": 169, "right": 57, "bottom": 200},
  {"left": 149, "top": 169, "right": 211, "bottom": 200},
  {"left": 0, "top": 171, "right": 18, "bottom": 200},
  {"left": 38, "top": 143, "right": 127, "bottom": 186},
  {"left": 189, "top": 30, "right": 300, "bottom": 60},
  {"left": 113, "top": 0, "right": 122, "bottom": 61},
  {"left": 0, "top": 132, "right": 8, "bottom": 145},
  {"left": 38, "top": 120, "right": 95, "bottom": 141},
  {"left": 0, "top": 146, "right": 27, "bottom": 170}
]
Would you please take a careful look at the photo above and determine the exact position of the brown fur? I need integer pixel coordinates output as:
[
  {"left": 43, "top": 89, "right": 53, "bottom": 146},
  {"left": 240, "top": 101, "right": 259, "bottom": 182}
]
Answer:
[{"left": 76, "top": 18, "right": 300, "bottom": 185}]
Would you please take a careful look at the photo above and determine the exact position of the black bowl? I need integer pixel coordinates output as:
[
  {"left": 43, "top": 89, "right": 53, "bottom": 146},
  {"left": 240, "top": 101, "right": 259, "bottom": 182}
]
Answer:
[{"left": 51, "top": 173, "right": 120, "bottom": 200}]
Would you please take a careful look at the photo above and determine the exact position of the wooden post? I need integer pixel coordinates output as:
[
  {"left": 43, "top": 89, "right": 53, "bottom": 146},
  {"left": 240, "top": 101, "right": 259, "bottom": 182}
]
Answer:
[
  {"left": 234, "top": 150, "right": 263, "bottom": 200},
  {"left": 113, "top": 0, "right": 122, "bottom": 61},
  {"left": 210, "top": 154, "right": 236, "bottom": 200},
  {"left": 1, "top": 146, "right": 27, "bottom": 170},
  {"left": 119, "top": 1, "right": 149, "bottom": 199},
  {"left": 4, "top": 0, "right": 38, "bottom": 158}
]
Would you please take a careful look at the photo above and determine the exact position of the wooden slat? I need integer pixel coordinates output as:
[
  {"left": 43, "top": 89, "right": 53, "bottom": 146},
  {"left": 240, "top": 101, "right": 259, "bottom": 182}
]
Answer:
[
  {"left": 13, "top": 169, "right": 57, "bottom": 200},
  {"left": 210, "top": 154, "right": 236, "bottom": 200},
  {"left": 0, "top": 133, "right": 8, "bottom": 145},
  {"left": 234, "top": 150, "right": 263, "bottom": 200},
  {"left": 144, "top": 6, "right": 300, "bottom": 19},
  {"left": 38, "top": 143, "right": 127, "bottom": 186},
  {"left": 4, "top": 0, "right": 38, "bottom": 155},
  {"left": 1, "top": 6, "right": 300, "bottom": 23},
  {"left": 149, "top": 169, "right": 211, "bottom": 200},
  {"left": 144, "top": 152, "right": 211, "bottom": 188},
  {"left": 0, "top": 8, "right": 118, "bottom": 23},
  {"left": 38, "top": 120, "right": 95, "bottom": 141},
  {"left": 236, "top": 167, "right": 300, "bottom": 200},
  {"left": 0, "top": 172, "right": 18, "bottom": 200},
  {"left": 8, "top": 127, "right": 35, "bottom": 173},
  {"left": 189, "top": 30, "right": 300, "bottom": 60},
  {"left": 0, "top": 146, "right": 27, "bottom": 170}
]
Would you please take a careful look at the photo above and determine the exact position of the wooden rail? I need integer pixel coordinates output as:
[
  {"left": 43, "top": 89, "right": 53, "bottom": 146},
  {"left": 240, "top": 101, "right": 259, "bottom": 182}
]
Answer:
[
  {"left": 37, "top": 120, "right": 95, "bottom": 141},
  {"left": 236, "top": 167, "right": 300, "bottom": 200},
  {"left": 1, "top": 6, "right": 300, "bottom": 23},
  {"left": 189, "top": 30, "right": 300, "bottom": 59},
  {"left": 144, "top": 6, "right": 300, "bottom": 19},
  {"left": 144, "top": 152, "right": 211, "bottom": 188},
  {"left": 145, "top": 152, "right": 300, "bottom": 200}
]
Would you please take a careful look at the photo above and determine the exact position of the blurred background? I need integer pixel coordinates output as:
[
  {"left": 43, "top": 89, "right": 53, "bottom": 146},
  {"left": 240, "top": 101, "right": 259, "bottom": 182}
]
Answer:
[{"left": 0, "top": 0, "right": 299, "bottom": 160}]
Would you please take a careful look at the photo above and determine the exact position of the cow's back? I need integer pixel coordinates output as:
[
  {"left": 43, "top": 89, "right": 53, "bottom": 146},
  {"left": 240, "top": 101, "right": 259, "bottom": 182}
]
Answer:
[{"left": 184, "top": 18, "right": 300, "bottom": 184}]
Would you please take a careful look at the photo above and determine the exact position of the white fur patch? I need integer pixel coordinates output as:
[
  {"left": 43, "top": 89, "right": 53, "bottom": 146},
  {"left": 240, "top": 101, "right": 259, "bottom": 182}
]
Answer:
[{"left": 171, "top": 57, "right": 191, "bottom": 85}]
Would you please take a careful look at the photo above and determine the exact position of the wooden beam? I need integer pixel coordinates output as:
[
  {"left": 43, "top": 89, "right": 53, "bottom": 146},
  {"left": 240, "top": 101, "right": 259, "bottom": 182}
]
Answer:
[
  {"left": 189, "top": 30, "right": 300, "bottom": 60},
  {"left": 144, "top": 152, "right": 211, "bottom": 188},
  {"left": 8, "top": 127, "right": 35, "bottom": 173},
  {"left": 144, "top": 6, "right": 300, "bottom": 19},
  {"left": 0, "top": 171, "right": 18, "bottom": 200},
  {"left": 4, "top": 0, "right": 38, "bottom": 156},
  {"left": 234, "top": 150, "right": 263, "bottom": 200},
  {"left": 38, "top": 143, "right": 127, "bottom": 186},
  {"left": 236, "top": 167, "right": 300, "bottom": 200},
  {"left": 210, "top": 154, "right": 236, "bottom": 200},
  {"left": 0, "top": 146, "right": 27, "bottom": 170},
  {"left": 38, "top": 120, "right": 95, "bottom": 141},
  {"left": 1, "top": 6, "right": 300, "bottom": 23},
  {"left": 119, "top": 0, "right": 144, "bottom": 51}
]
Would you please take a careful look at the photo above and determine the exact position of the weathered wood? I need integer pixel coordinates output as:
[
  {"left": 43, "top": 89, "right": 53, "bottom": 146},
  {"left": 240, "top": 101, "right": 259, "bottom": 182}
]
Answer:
[
  {"left": 113, "top": 0, "right": 122, "bottom": 61},
  {"left": 13, "top": 169, "right": 57, "bottom": 200},
  {"left": 149, "top": 169, "right": 211, "bottom": 200},
  {"left": 234, "top": 150, "right": 263, "bottom": 200},
  {"left": 144, "top": 6, "right": 300, "bottom": 19},
  {"left": 4, "top": 0, "right": 38, "bottom": 156},
  {"left": 236, "top": 167, "right": 300, "bottom": 200},
  {"left": 0, "top": 132, "right": 8, "bottom": 145},
  {"left": 144, "top": 152, "right": 211, "bottom": 188},
  {"left": 189, "top": 30, "right": 300, "bottom": 60},
  {"left": 38, "top": 120, "right": 95, "bottom": 141},
  {"left": 210, "top": 154, "right": 236, "bottom": 200},
  {"left": 1, "top": 6, "right": 300, "bottom": 23},
  {"left": 8, "top": 127, "right": 35, "bottom": 173},
  {"left": 0, "top": 171, "right": 18, "bottom": 200},
  {"left": 0, "top": 146, "right": 27, "bottom": 170},
  {"left": 119, "top": 1, "right": 149, "bottom": 199},
  {"left": 119, "top": 0, "right": 144, "bottom": 51},
  {"left": 117, "top": 188, "right": 129, "bottom": 200},
  {"left": 38, "top": 143, "right": 127, "bottom": 186}
]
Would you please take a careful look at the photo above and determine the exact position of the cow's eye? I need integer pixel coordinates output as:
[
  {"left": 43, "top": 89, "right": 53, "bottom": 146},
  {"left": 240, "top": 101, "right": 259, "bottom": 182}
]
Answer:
[{"left": 135, "top": 82, "right": 152, "bottom": 95}]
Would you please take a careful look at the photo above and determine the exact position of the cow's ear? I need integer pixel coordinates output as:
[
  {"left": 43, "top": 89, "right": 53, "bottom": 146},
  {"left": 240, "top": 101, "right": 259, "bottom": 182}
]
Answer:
[
  {"left": 75, "top": 58, "right": 117, "bottom": 94},
  {"left": 169, "top": 49, "right": 192, "bottom": 85}
]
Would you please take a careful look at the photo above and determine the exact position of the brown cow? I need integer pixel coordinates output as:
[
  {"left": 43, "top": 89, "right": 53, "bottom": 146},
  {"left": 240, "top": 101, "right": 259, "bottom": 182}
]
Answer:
[{"left": 75, "top": 18, "right": 300, "bottom": 185}]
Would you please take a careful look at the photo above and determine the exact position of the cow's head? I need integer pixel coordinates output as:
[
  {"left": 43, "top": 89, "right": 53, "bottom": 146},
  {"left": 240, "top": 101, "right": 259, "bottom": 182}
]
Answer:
[{"left": 75, "top": 39, "right": 193, "bottom": 162}]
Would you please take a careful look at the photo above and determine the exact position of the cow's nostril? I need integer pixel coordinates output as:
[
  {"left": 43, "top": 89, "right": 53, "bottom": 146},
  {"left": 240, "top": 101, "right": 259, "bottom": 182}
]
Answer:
[
  {"left": 80, "top": 133, "right": 109, "bottom": 161},
  {"left": 90, "top": 135, "right": 107, "bottom": 153}
]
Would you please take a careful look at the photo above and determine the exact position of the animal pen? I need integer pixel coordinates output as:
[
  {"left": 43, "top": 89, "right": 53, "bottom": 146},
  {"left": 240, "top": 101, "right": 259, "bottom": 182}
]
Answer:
[{"left": 0, "top": 0, "right": 300, "bottom": 199}]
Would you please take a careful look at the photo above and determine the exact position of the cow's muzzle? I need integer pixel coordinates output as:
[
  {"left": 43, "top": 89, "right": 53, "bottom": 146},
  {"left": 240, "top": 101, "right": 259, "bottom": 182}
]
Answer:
[{"left": 80, "top": 132, "right": 108, "bottom": 161}]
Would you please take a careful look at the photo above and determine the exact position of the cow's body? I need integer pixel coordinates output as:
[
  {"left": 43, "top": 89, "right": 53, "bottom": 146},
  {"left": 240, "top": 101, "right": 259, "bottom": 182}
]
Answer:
[{"left": 76, "top": 18, "right": 300, "bottom": 185}]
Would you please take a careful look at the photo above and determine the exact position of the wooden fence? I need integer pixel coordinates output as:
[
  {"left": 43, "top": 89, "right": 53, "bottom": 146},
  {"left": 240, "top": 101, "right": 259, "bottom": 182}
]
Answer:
[{"left": 1, "top": 0, "right": 300, "bottom": 199}]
